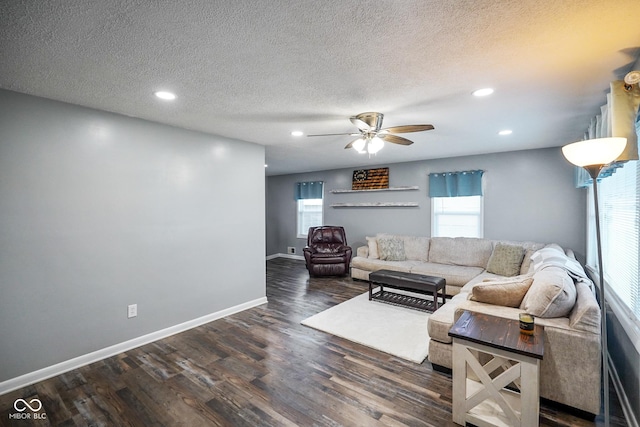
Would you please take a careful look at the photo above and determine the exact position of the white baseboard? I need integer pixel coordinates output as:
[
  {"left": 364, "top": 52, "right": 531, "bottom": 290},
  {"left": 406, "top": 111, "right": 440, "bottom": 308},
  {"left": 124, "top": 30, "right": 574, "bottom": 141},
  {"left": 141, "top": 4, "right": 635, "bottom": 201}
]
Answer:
[
  {"left": 266, "top": 253, "right": 304, "bottom": 261},
  {"left": 0, "top": 296, "right": 268, "bottom": 396}
]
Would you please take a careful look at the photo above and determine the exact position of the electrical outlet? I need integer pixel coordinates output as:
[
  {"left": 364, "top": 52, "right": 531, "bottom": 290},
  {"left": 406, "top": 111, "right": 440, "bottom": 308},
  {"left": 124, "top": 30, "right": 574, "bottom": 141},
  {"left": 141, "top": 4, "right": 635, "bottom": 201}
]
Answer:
[
  {"left": 287, "top": 246, "right": 296, "bottom": 254},
  {"left": 127, "top": 304, "right": 137, "bottom": 318}
]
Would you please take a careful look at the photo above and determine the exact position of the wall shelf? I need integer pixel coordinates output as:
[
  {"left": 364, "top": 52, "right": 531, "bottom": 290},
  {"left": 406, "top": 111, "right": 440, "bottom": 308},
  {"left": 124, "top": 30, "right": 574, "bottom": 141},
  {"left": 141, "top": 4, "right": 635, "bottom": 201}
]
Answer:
[
  {"left": 331, "top": 202, "right": 419, "bottom": 208},
  {"left": 330, "top": 186, "right": 419, "bottom": 194}
]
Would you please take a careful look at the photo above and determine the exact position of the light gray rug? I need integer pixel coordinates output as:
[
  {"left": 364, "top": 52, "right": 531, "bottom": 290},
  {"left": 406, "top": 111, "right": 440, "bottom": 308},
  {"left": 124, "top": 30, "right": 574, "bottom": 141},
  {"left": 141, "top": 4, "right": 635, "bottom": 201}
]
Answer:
[{"left": 301, "top": 290, "right": 431, "bottom": 363}]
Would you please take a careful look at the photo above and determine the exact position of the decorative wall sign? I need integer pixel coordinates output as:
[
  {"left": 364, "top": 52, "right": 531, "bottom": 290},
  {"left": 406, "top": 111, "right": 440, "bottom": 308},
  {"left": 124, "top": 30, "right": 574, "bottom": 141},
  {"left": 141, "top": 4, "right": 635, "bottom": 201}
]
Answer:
[{"left": 352, "top": 167, "right": 389, "bottom": 190}]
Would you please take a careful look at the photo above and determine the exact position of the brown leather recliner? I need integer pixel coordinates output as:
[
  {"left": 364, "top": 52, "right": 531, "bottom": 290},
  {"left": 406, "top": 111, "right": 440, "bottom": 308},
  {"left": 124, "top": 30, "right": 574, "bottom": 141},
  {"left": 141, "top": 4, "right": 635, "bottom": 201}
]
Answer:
[{"left": 303, "top": 226, "right": 352, "bottom": 277}]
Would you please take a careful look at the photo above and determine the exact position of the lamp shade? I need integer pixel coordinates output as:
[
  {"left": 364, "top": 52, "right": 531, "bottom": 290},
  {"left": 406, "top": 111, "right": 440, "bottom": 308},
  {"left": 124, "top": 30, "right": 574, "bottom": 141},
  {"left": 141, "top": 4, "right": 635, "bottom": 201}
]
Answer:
[{"left": 562, "top": 137, "right": 627, "bottom": 167}]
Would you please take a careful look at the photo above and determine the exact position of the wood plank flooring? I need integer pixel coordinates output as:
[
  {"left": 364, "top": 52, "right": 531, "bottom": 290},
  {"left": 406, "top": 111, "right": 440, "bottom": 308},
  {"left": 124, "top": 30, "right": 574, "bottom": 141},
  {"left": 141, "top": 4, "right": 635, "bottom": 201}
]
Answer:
[{"left": 0, "top": 258, "right": 628, "bottom": 426}]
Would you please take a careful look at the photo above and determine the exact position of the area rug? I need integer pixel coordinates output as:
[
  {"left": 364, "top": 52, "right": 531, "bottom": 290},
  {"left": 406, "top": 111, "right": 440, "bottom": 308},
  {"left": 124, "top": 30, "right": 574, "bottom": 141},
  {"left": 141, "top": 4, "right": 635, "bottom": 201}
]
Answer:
[{"left": 301, "top": 290, "right": 431, "bottom": 363}]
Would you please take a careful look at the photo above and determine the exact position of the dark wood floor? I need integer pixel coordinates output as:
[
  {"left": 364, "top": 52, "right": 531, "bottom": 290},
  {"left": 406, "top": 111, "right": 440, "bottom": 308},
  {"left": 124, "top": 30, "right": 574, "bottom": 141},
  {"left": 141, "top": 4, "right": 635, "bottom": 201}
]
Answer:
[{"left": 0, "top": 258, "right": 628, "bottom": 426}]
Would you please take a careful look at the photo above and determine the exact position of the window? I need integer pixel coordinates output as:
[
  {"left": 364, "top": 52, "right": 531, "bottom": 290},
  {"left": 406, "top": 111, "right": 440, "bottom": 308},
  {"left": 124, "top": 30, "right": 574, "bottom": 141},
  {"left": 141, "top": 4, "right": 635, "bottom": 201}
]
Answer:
[
  {"left": 295, "top": 181, "right": 324, "bottom": 238},
  {"left": 432, "top": 195, "right": 483, "bottom": 238},
  {"left": 429, "top": 170, "right": 484, "bottom": 238},
  {"left": 588, "top": 159, "right": 640, "bottom": 320},
  {"left": 297, "top": 198, "right": 323, "bottom": 238}
]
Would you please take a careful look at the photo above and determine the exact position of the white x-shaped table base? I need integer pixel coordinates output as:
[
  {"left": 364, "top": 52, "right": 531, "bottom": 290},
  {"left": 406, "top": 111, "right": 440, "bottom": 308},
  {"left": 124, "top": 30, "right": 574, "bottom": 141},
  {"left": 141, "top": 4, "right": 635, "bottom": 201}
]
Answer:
[{"left": 452, "top": 339, "right": 540, "bottom": 427}]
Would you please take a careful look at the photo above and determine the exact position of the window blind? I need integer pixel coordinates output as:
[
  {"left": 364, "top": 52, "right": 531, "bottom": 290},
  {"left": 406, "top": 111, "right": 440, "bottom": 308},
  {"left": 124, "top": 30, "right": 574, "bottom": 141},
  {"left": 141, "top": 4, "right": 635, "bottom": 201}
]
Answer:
[{"left": 591, "top": 160, "right": 640, "bottom": 319}]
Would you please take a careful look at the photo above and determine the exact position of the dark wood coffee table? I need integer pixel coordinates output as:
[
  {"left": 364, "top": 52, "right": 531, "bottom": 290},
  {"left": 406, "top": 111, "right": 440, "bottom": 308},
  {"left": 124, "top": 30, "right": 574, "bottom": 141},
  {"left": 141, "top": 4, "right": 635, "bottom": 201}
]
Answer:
[{"left": 368, "top": 269, "right": 446, "bottom": 313}]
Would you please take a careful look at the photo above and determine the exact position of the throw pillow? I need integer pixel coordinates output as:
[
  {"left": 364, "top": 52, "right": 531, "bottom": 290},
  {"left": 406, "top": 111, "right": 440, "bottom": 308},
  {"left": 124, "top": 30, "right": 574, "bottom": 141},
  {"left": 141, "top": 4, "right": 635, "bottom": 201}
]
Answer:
[
  {"left": 569, "top": 281, "right": 601, "bottom": 334},
  {"left": 366, "top": 236, "right": 379, "bottom": 259},
  {"left": 486, "top": 243, "right": 525, "bottom": 277},
  {"left": 520, "top": 266, "right": 577, "bottom": 318},
  {"left": 470, "top": 276, "right": 534, "bottom": 307},
  {"left": 377, "top": 237, "right": 406, "bottom": 261}
]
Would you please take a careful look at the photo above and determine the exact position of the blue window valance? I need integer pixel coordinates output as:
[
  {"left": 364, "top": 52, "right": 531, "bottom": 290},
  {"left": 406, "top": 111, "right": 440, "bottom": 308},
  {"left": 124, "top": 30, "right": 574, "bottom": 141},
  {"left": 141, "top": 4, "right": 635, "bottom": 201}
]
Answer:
[
  {"left": 295, "top": 181, "right": 324, "bottom": 200},
  {"left": 429, "top": 170, "right": 484, "bottom": 197},
  {"left": 573, "top": 162, "right": 625, "bottom": 188}
]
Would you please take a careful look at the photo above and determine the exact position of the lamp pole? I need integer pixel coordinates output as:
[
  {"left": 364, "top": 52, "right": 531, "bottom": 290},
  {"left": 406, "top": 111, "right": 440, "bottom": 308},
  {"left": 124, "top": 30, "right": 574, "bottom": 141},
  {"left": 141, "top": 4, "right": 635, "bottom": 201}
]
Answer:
[
  {"left": 585, "top": 165, "right": 609, "bottom": 427},
  {"left": 562, "top": 137, "right": 627, "bottom": 427}
]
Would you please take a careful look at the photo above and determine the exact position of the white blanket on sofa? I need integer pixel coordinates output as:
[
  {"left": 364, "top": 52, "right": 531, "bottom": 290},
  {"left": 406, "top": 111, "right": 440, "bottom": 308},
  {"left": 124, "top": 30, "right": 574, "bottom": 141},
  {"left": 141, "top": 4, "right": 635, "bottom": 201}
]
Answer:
[{"left": 530, "top": 247, "right": 594, "bottom": 290}]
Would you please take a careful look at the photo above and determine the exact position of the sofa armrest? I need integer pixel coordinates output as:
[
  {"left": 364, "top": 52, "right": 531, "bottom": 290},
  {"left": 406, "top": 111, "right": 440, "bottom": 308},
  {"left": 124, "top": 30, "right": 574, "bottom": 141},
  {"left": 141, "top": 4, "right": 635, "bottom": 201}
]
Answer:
[
  {"left": 453, "top": 299, "right": 578, "bottom": 332},
  {"left": 452, "top": 299, "right": 524, "bottom": 324},
  {"left": 356, "top": 245, "right": 369, "bottom": 258}
]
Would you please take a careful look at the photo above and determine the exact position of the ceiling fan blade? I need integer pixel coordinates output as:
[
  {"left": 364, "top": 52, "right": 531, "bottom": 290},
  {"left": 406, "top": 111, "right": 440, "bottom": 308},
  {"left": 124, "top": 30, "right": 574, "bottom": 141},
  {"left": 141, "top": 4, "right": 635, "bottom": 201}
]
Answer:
[
  {"left": 307, "top": 132, "right": 360, "bottom": 137},
  {"left": 350, "top": 116, "right": 371, "bottom": 131},
  {"left": 380, "top": 134, "right": 414, "bottom": 145},
  {"left": 381, "top": 124, "right": 434, "bottom": 134}
]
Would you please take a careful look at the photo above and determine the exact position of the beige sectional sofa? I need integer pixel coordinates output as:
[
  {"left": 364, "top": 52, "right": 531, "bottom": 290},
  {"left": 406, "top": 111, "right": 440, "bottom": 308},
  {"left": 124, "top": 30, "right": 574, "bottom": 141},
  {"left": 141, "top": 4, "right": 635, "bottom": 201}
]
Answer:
[{"left": 351, "top": 235, "right": 602, "bottom": 415}]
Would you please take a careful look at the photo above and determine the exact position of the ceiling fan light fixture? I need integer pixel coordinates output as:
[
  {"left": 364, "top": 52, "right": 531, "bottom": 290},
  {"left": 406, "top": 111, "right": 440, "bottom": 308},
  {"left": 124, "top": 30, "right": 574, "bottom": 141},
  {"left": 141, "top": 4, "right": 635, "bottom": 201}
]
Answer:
[
  {"left": 352, "top": 138, "right": 366, "bottom": 153},
  {"left": 368, "top": 136, "right": 384, "bottom": 154}
]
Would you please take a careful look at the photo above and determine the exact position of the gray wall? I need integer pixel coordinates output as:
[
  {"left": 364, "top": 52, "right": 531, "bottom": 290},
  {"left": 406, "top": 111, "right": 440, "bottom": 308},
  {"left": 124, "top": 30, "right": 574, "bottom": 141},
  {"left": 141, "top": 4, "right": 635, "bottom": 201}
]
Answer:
[
  {"left": 0, "top": 90, "right": 266, "bottom": 382},
  {"left": 266, "top": 148, "right": 586, "bottom": 259}
]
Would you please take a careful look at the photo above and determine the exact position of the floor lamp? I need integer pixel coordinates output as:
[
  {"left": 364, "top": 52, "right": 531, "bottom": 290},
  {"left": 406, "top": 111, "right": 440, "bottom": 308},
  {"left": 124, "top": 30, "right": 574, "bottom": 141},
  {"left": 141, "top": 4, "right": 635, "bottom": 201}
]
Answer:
[{"left": 562, "top": 137, "right": 627, "bottom": 427}]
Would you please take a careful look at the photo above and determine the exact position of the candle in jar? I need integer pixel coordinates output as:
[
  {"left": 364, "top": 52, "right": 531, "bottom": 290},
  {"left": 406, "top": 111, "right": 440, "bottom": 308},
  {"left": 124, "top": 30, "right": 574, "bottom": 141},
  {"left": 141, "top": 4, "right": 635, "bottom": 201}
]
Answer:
[{"left": 519, "top": 313, "right": 535, "bottom": 335}]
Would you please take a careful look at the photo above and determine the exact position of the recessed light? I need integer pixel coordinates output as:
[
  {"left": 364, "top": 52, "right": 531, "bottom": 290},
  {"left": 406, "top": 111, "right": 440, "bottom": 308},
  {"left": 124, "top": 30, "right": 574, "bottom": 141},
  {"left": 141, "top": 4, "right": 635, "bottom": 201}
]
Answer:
[
  {"left": 291, "top": 131, "right": 304, "bottom": 137},
  {"left": 498, "top": 130, "right": 513, "bottom": 136},
  {"left": 472, "top": 88, "right": 494, "bottom": 97},
  {"left": 154, "top": 91, "right": 176, "bottom": 100},
  {"left": 264, "top": 164, "right": 268, "bottom": 168}
]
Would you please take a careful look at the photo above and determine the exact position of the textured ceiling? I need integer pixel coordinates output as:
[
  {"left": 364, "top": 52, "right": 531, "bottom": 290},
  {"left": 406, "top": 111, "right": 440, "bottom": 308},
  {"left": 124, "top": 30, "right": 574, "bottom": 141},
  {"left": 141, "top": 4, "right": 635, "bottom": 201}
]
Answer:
[{"left": 1, "top": 0, "right": 639, "bottom": 175}]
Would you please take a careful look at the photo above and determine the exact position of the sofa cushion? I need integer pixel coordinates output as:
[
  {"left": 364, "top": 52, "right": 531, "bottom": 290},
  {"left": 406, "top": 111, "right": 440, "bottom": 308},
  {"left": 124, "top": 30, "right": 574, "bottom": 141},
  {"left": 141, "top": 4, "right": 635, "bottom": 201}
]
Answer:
[
  {"left": 366, "top": 236, "right": 379, "bottom": 259},
  {"left": 569, "top": 281, "right": 601, "bottom": 334},
  {"left": 520, "top": 266, "right": 577, "bottom": 318},
  {"left": 350, "top": 257, "right": 420, "bottom": 274},
  {"left": 460, "top": 271, "right": 506, "bottom": 293},
  {"left": 470, "top": 276, "right": 534, "bottom": 307},
  {"left": 428, "top": 237, "right": 493, "bottom": 268},
  {"left": 378, "top": 236, "right": 406, "bottom": 261},
  {"left": 486, "top": 243, "right": 525, "bottom": 276},
  {"left": 521, "top": 248, "right": 538, "bottom": 275},
  {"left": 402, "top": 236, "right": 430, "bottom": 262},
  {"left": 410, "top": 262, "right": 484, "bottom": 288}
]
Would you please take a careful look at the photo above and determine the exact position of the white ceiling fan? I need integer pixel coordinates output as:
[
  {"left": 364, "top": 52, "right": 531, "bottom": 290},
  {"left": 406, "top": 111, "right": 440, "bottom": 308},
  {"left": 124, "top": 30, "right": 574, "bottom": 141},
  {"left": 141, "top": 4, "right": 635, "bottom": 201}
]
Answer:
[{"left": 307, "top": 112, "right": 434, "bottom": 154}]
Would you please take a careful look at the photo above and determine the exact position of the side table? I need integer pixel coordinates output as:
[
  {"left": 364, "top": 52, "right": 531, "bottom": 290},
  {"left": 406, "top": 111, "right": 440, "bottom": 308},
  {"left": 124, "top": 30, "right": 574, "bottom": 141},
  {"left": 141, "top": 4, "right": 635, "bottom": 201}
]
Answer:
[{"left": 448, "top": 310, "right": 544, "bottom": 427}]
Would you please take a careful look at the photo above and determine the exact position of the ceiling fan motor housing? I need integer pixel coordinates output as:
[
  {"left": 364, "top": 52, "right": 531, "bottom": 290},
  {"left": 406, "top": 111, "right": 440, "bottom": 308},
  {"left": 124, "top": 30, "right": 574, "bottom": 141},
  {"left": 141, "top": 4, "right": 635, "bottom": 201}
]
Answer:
[{"left": 355, "top": 112, "right": 384, "bottom": 131}]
